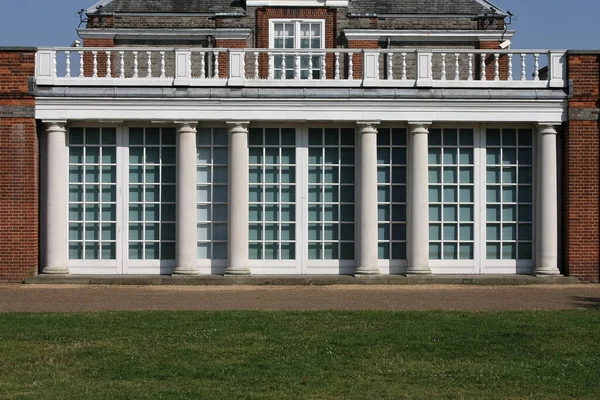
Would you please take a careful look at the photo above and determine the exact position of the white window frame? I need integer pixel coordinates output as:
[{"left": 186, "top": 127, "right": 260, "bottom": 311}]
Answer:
[
  {"left": 268, "top": 19, "right": 326, "bottom": 50},
  {"left": 66, "top": 122, "right": 125, "bottom": 275}
]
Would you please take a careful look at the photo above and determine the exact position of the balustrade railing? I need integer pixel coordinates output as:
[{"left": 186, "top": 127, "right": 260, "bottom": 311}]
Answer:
[{"left": 35, "top": 47, "right": 566, "bottom": 88}]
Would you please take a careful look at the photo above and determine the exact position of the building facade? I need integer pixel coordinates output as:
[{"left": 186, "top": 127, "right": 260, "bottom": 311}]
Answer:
[{"left": 1, "top": 0, "right": 599, "bottom": 281}]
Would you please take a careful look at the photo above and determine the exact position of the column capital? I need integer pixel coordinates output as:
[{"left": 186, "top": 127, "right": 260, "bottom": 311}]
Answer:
[
  {"left": 226, "top": 121, "right": 250, "bottom": 130},
  {"left": 537, "top": 124, "right": 559, "bottom": 134},
  {"left": 408, "top": 121, "right": 432, "bottom": 128},
  {"left": 174, "top": 121, "right": 198, "bottom": 128},
  {"left": 356, "top": 121, "right": 380, "bottom": 127},
  {"left": 43, "top": 120, "right": 67, "bottom": 129}
]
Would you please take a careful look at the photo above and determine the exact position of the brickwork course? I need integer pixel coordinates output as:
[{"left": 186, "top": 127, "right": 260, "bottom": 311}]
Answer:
[
  {"left": 0, "top": 48, "right": 38, "bottom": 283},
  {"left": 564, "top": 52, "right": 600, "bottom": 282}
]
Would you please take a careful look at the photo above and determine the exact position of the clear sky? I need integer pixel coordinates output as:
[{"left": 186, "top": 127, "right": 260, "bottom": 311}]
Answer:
[{"left": 0, "top": 0, "right": 598, "bottom": 50}]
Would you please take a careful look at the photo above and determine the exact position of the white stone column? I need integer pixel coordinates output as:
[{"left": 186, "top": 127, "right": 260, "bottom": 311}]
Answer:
[
  {"left": 225, "top": 122, "right": 251, "bottom": 275},
  {"left": 535, "top": 124, "right": 560, "bottom": 275},
  {"left": 355, "top": 122, "right": 380, "bottom": 275},
  {"left": 173, "top": 122, "right": 199, "bottom": 275},
  {"left": 407, "top": 122, "right": 432, "bottom": 275},
  {"left": 43, "top": 121, "right": 69, "bottom": 274}
]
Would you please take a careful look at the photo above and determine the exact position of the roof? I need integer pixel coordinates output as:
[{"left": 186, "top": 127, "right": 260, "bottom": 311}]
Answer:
[
  {"left": 349, "top": 0, "right": 506, "bottom": 16},
  {"left": 86, "top": 0, "right": 506, "bottom": 17},
  {"left": 87, "top": 0, "right": 246, "bottom": 15}
]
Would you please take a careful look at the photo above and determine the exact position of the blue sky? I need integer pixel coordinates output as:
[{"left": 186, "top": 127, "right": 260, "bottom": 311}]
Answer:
[{"left": 0, "top": 0, "right": 598, "bottom": 49}]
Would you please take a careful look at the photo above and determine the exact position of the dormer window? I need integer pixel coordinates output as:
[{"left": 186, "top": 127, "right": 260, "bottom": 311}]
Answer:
[{"left": 270, "top": 19, "right": 325, "bottom": 79}]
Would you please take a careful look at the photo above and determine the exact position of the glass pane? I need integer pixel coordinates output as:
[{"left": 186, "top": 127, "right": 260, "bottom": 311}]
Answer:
[
  {"left": 429, "top": 224, "right": 441, "bottom": 241},
  {"left": 428, "top": 148, "right": 441, "bottom": 164},
  {"left": 459, "top": 244, "right": 474, "bottom": 260},
  {"left": 197, "top": 224, "right": 211, "bottom": 240},
  {"left": 69, "top": 243, "right": 83, "bottom": 260},
  {"left": 443, "top": 243, "right": 457, "bottom": 260},
  {"left": 460, "top": 224, "right": 474, "bottom": 241},
  {"left": 249, "top": 205, "right": 262, "bottom": 222},
  {"left": 503, "top": 224, "right": 516, "bottom": 241},
  {"left": 197, "top": 243, "right": 210, "bottom": 259},
  {"left": 486, "top": 243, "right": 500, "bottom": 260},
  {"left": 429, "top": 243, "right": 442, "bottom": 260},
  {"left": 487, "top": 224, "right": 500, "bottom": 241},
  {"left": 443, "top": 224, "right": 457, "bottom": 241}
]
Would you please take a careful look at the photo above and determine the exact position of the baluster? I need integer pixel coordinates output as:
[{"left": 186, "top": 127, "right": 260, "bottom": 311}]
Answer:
[
  {"left": 348, "top": 53, "right": 354, "bottom": 80},
  {"left": 160, "top": 51, "right": 166, "bottom": 78},
  {"left": 188, "top": 51, "right": 192, "bottom": 79},
  {"left": 387, "top": 52, "right": 393, "bottom": 80},
  {"left": 308, "top": 53, "right": 313, "bottom": 80},
  {"left": 119, "top": 51, "right": 125, "bottom": 79},
  {"left": 454, "top": 53, "right": 460, "bottom": 81},
  {"left": 133, "top": 51, "right": 139, "bottom": 78},
  {"left": 106, "top": 51, "right": 111, "bottom": 78},
  {"left": 294, "top": 53, "right": 300, "bottom": 80},
  {"left": 401, "top": 53, "right": 407, "bottom": 80},
  {"left": 494, "top": 54, "right": 500, "bottom": 81},
  {"left": 321, "top": 53, "right": 326, "bottom": 80},
  {"left": 468, "top": 53, "right": 473, "bottom": 81},
  {"left": 507, "top": 54, "right": 513, "bottom": 81},
  {"left": 92, "top": 51, "right": 98, "bottom": 78},
  {"left": 429, "top": 52, "right": 433, "bottom": 81},
  {"left": 481, "top": 53, "right": 486, "bottom": 81},
  {"left": 521, "top": 54, "right": 527, "bottom": 81},
  {"left": 281, "top": 53, "right": 287, "bottom": 80},
  {"left": 65, "top": 51, "right": 71, "bottom": 78},
  {"left": 334, "top": 52, "right": 340, "bottom": 80},
  {"left": 79, "top": 51, "right": 84, "bottom": 78},
  {"left": 241, "top": 51, "right": 246, "bottom": 80},
  {"left": 200, "top": 52, "right": 206, "bottom": 79},
  {"left": 213, "top": 51, "right": 219, "bottom": 79},
  {"left": 441, "top": 53, "right": 446, "bottom": 81},
  {"left": 146, "top": 51, "right": 152, "bottom": 78},
  {"left": 268, "top": 52, "right": 274, "bottom": 80},
  {"left": 52, "top": 51, "right": 57, "bottom": 78},
  {"left": 254, "top": 52, "right": 259, "bottom": 80},
  {"left": 533, "top": 53, "right": 540, "bottom": 81}
]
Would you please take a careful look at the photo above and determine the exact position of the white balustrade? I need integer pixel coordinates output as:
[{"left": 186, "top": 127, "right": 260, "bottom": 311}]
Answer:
[
  {"left": 146, "top": 51, "right": 152, "bottom": 78},
  {"left": 454, "top": 53, "right": 460, "bottom": 81},
  {"left": 441, "top": 53, "right": 446, "bottom": 81},
  {"left": 106, "top": 51, "right": 111, "bottom": 78},
  {"left": 34, "top": 47, "right": 565, "bottom": 89}
]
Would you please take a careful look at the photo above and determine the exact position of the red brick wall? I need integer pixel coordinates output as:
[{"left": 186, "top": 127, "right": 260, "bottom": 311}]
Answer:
[
  {"left": 83, "top": 38, "right": 115, "bottom": 77},
  {"left": 478, "top": 40, "right": 509, "bottom": 80},
  {"left": 348, "top": 40, "right": 379, "bottom": 80},
  {"left": 256, "top": 7, "right": 336, "bottom": 79},
  {"left": 0, "top": 49, "right": 39, "bottom": 283},
  {"left": 564, "top": 53, "right": 600, "bottom": 282},
  {"left": 214, "top": 39, "right": 248, "bottom": 78}
]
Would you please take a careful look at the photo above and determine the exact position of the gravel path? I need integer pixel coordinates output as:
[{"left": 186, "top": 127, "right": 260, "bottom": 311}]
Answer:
[{"left": 1, "top": 284, "right": 599, "bottom": 312}]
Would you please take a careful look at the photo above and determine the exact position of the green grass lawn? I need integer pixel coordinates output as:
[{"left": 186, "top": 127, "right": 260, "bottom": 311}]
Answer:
[{"left": 1, "top": 311, "right": 599, "bottom": 399}]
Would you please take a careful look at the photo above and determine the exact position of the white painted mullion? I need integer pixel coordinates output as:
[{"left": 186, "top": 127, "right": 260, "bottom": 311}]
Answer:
[
  {"left": 298, "top": 124, "right": 308, "bottom": 274},
  {"left": 121, "top": 124, "right": 131, "bottom": 273},
  {"left": 116, "top": 124, "right": 125, "bottom": 274},
  {"left": 475, "top": 123, "right": 485, "bottom": 273}
]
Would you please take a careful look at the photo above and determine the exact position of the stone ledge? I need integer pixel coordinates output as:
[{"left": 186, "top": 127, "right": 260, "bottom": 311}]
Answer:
[{"left": 23, "top": 274, "right": 581, "bottom": 286}]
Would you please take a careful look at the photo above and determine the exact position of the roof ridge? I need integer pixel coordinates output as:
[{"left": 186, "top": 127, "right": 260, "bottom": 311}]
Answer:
[
  {"left": 473, "top": 0, "right": 508, "bottom": 16},
  {"left": 86, "top": 0, "right": 114, "bottom": 14}
]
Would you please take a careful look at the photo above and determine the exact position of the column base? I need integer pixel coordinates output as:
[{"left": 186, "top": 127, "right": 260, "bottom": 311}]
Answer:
[
  {"left": 534, "top": 269, "right": 561, "bottom": 276},
  {"left": 354, "top": 267, "right": 381, "bottom": 276},
  {"left": 224, "top": 267, "right": 252, "bottom": 276},
  {"left": 406, "top": 268, "right": 432, "bottom": 276},
  {"left": 42, "top": 267, "right": 70, "bottom": 275},
  {"left": 172, "top": 267, "right": 200, "bottom": 276}
]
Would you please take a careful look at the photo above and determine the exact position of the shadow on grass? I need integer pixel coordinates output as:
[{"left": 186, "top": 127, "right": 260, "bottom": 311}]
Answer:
[{"left": 572, "top": 296, "right": 600, "bottom": 310}]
